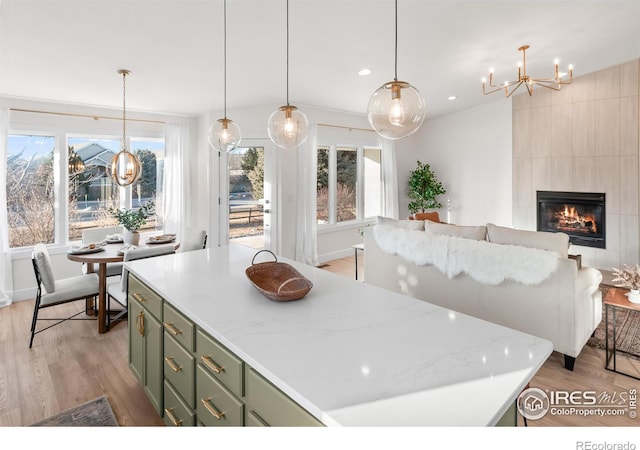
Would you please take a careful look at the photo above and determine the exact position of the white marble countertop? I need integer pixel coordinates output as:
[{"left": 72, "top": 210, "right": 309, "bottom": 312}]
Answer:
[{"left": 126, "top": 244, "right": 553, "bottom": 426}]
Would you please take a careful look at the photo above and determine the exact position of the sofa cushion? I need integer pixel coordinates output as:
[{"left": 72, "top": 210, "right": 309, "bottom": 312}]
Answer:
[
  {"left": 486, "top": 223, "right": 569, "bottom": 258},
  {"left": 377, "top": 216, "right": 425, "bottom": 231},
  {"left": 424, "top": 221, "right": 487, "bottom": 241}
]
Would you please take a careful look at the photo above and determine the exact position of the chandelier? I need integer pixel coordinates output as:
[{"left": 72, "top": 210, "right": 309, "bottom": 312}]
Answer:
[
  {"left": 109, "top": 69, "right": 142, "bottom": 187},
  {"left": 482, "top": 45, "right": 573, "bottom": 98},
  {"left": 208, "top": 0, "right": 241, "bottom": 152},
  {"left": 68, "top": 146, "right": 85, "bottom": 174},
  {"left": 267, "top": 0, "right": 308, "bottom": 148},
  {"left": 367, "top": 0, "right": 426, "bottom": 140}
]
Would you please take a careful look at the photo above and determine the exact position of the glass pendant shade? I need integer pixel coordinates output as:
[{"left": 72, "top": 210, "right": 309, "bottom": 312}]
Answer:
[
  {"left": 209, "top": 117, "right": 241, "bottom": 152},
  {"left": 109, "top": 149, "right": 142, "bottom": 187},
  {"left": 267, "top": 105, "right": 309, "bottom": 148},
  {"left": 68, "top": 148, "right": 84, "bottom": 173},
  {"left": 367, "top": 80, "right": 426, "bottom": 140}
]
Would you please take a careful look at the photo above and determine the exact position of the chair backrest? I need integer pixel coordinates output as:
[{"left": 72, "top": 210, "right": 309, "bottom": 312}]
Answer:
[
  {"left": 32, "top": 243, "right": 56, "bottom": 293},
  {"left": 120, "top": 245, "right": 176, "bottom": 293},
  {"left": 82, "top": 225, "right": 124, "bottom": 244},
  {"left": 180, "top": 228, "right": 207, "bottom": 252}
]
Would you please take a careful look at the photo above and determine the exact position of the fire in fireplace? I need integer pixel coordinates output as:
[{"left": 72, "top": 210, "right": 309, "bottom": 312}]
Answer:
[{"left": 536, "top": 191, "right": 606, "bottom": 249}]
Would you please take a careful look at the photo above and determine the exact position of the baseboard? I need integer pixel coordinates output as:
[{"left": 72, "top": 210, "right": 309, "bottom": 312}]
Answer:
[
  {"left": 318, "top": 248, "right": 353, "bottom": 265},
  {"left": 12, "top": 287, "right": 37, "bottom": 303}
]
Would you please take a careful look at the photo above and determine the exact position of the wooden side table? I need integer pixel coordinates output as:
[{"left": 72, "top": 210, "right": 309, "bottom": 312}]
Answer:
[
  {"left": 352, "top": 243, "right": 364, "bottom": 281},
  {"left": 604, "top": 287, "right": 640, "bottom": 380}
]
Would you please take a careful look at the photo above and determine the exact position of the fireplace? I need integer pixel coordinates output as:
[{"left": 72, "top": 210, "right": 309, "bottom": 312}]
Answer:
[{"left": 536, "top": 191, "right": 606, "bottom": 249}]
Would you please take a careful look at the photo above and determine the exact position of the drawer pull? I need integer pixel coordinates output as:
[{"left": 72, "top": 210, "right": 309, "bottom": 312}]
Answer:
[
  {"left": 132, "top": 292, "right": 145, "bottom": 302},
  {"left": 164, "top": 322, "right": 182, "bottom": 336},
  {"left": 164, "top": 407, "right": 183, "bottom": 426},
  {"left": 201, "top": 355, "right": 224, "bottom": 374},
  {"left": 201, "top": 397, "right": 225, "bottom": 420},
  {"left": 136, "top": 311, "right": 145, "bottom": 336},
  {"left": 164, "top": 356, "right": 182, "bottom": 373}
]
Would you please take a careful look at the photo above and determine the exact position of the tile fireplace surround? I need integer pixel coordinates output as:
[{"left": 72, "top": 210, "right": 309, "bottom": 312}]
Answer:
[{"left": 512, "top": 58, "right": 640, "bottom": 270}]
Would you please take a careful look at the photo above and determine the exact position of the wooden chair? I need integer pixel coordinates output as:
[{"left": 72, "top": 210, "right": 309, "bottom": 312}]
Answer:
[
  {"left": 105, "top": 246, "right": 176, "bottom": 330},
  {"left": 29, "top": 243, "right": 99, "bottom": 348}
]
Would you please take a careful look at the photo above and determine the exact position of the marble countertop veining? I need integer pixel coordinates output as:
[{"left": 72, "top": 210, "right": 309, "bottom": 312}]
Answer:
[{"left": 126, "top": 244, "right": 553, "bottom": 426}]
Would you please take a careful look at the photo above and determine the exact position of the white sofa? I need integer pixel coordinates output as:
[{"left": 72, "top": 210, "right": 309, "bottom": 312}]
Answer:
[{"left": 363, "top": 217, "right": 603, "bottom": 370}]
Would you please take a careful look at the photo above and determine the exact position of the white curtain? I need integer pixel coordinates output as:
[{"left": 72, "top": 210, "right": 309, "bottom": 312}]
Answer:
[
  {"left": 0, "top": 108, "right": 13, "bottom": 307},
  {"left": 381, "top": 139, "right": 399, "bottom": 219},
  {"left": 163, "top": 122, "right": 195, "bottom": 246},
  {"left": 295, "top": 123, "right": 319, "bottom": 266}
]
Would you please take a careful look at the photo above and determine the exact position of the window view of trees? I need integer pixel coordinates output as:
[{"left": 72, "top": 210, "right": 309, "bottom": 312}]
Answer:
[
  {"left": 317, "top": 145, "right": 382, "bottom": 226},
  {"left": 6, "top": 136, "right": 56, "bottom": 247},
  {"left": 228, "top": 147, "right": 264, "bottom": 243},
  {"left": 6, "top": 134, "right": 164, "bottom": 248}
]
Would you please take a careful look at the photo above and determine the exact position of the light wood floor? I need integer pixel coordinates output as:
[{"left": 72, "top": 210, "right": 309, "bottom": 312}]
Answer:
[{"left": 1, "top": 254, "right": 637, "bottom": 427}]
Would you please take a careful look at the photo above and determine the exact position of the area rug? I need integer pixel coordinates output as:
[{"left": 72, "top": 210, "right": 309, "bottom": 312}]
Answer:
[
  {"left": 30, "top": 396, "right": 119, "bottom": 426},
  {"left": 587, "top": 287, "right": 640, "bottom": 359}
]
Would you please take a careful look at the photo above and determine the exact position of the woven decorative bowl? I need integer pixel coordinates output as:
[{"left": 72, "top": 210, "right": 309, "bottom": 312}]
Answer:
[{"left": 245, "top": 250, "right": 313, "bottom": 302}]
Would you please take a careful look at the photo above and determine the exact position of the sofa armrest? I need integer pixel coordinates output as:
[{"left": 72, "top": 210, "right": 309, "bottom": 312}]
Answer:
[{"left": 576, "top": 267, "right": 602, "bottom": 297}]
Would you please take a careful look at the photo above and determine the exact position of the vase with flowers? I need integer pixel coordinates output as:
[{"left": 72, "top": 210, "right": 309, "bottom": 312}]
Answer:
[
  {"left": 108, "top": 200, "right": 155, "bottom": 246},
  {"left": 611, "top": 264, "right": 640, "bottom": 304}
]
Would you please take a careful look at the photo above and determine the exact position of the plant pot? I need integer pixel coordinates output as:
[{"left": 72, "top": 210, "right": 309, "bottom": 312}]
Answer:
[
  {"left": 628, "top": 289, "right": 640, "bottom": 304},
  {"left": 123, "top": 230, "right": 140, "bottom": 246}
]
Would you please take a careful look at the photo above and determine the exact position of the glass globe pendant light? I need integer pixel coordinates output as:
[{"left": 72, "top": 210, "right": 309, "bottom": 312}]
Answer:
[
  {"left": 367, "top": 0, "right": 426, "bottom": 140},
  {"left": 109, "top": 69, "right": 142, "bottom": 187},
  {"left": 208, "top": 0, "right": 241, "bottom": 152},
  {"left": 267, "top": 0, "right": 308, "bottom": 148}
]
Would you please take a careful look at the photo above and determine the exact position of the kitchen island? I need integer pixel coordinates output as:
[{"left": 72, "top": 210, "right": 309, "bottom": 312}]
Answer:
[{"left": 125, "top": 244, "right": 553, "bottom": 426}]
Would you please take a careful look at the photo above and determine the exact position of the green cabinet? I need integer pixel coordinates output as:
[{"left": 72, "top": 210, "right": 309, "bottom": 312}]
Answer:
[
  {"left": 129, "top": 276, "right": 324, "bottom": 427},
  {"left": 128, "top": 275, "right": 164, "bottom": 416}
]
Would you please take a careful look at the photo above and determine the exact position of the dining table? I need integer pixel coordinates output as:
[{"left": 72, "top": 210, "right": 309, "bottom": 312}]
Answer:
[{"left": 66, "top": 237, "right": 179, "bottom": 333}]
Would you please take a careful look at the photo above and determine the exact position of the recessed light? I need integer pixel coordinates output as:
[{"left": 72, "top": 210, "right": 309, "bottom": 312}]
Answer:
[
  {"left": 448, "top": 96, "right": 457, "bottom": 101},
  {"left": 358, "top": 68, "right": 372, "bottom": 76}
]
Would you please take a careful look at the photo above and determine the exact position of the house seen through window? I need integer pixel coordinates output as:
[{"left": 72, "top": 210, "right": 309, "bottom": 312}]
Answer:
[{"left": 6, "top": 134, "right": 165, "bottom": 248}]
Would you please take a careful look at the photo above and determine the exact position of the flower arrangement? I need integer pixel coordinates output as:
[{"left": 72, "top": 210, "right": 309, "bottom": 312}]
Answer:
[
  {"left": 108, "top": 200, "right": 155, "bottom": 232},
  {"left": 611, "top": 264, "right": 640, "bottom": 291}
]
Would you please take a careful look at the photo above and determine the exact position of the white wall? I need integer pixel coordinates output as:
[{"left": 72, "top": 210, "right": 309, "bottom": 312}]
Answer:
[{"left": 397, "top": 99, "right": 513, "bottom": 227}]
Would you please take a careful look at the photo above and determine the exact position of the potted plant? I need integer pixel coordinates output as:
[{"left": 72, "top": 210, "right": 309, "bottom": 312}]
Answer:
[
  {"left": 108, "top": 200, "right": 155, "bottom": 246},
  {"left": 612, "top": 264, "right": 640, "bottom": 304},
  {"left": 407, "top": 161, "right": 446, "bottom": 217}
]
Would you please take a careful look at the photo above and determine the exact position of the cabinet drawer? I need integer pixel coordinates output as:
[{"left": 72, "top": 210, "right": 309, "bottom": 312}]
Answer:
[
  {"left": 196, "top": 365, "right": 244, "bottom": 427},
  {"left": 128, "top": 275, "right": 163, "bottom": 320},
  {"left": 245, "top": 410, "right": 268, "bottom": 427},
  {"left": 163, "top": 380, "right": 195, "bottom": 427},
  {"left": 196, "top": 328, "right": 243, "bottom": 397},
  {"left": 163, "top": 302, "right": 195, "bottom": 352},
  {"left": 164, "top": 333, "right": 195, "bottom": 408},
  {"left": 245, "top": 367, "right": 322, "bottom": 427}
]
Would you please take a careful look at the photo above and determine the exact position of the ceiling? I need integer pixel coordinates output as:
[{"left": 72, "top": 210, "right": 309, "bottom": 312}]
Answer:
[{"left": 1, "top": 0, "right": 639, "bottom": 120}]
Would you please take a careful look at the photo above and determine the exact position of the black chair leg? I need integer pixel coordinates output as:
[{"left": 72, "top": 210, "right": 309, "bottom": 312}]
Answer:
[{"left": 29, "top": 297, "right": 41, "bottom": 349}]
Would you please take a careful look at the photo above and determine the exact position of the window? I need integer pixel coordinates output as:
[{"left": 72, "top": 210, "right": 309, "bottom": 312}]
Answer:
[
  {"left": 6, "top": 133, "right": 165, "bottom": 249},
  {"left": 6, "top": 135, "right": 56, "bottom": 248},
  {"left": 316, "top": 145, "right": 382, "bottom": 226}
]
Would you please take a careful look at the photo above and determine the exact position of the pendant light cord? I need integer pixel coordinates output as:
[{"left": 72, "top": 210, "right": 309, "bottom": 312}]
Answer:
[
  {"left": 286, "top": 0, "right": 290, "bottom": 105},
  {"left": 122, "top": 71, "right": 127, "bottom": 151},
  {"left": 394, "top": 0, "right": 398, "bottom": 82},
  {"left": 223, "top": 0, "right": 228, "bottom": 118}
]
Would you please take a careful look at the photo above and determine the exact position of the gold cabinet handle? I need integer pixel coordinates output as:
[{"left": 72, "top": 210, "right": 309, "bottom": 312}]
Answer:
[
  {"left": 132, "top": 292, "right": 145, "bottom": 302},
  {"left": 200, "top": 397, "right": 225, "bottom": 420},
  {"left": 200, "top": 355, "right": 224, "bottom": 374},
  {"left": 164, "top": 407, "right": 182, "bottom": 426},
  {"left": 164, "top": 322, "right": 182, "bottom": 336},
  {"left": 164, "top": 356, "right": 182, "bottom": 373},
  {"left": 136, "top": 311, "right": 145, "bottom": 336}
]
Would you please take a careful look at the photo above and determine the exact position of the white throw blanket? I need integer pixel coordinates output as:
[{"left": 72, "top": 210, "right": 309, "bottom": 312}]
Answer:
[{"left": 373, "top": 224, "right": 560, "bottom": 285}]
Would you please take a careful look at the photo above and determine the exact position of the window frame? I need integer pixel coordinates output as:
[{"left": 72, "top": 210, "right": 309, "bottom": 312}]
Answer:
[
  {"left": 316, "top": 143, "right": 382, "bottom": 231},
  {"left": 6, "top": 129, "right": 164, "bottom": 256}
]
